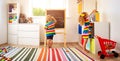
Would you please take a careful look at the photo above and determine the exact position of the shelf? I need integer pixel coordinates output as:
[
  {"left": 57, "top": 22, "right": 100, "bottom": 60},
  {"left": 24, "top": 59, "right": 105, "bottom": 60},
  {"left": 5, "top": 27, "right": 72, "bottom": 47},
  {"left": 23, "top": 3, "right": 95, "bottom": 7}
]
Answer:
[
  {"left": 8, "top": 2, "right": 18, "bottom": 24},
  {"left": 8, "top": 12, "right": 17, "bottom": 14},
  {"left": 8, "top": 23, "right": 18, "bottom": 25}
]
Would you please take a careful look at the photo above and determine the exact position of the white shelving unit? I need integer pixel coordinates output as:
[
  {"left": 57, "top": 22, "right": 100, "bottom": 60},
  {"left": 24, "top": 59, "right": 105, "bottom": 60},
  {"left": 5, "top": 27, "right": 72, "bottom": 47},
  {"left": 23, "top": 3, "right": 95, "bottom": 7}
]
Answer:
[
  {"left": 8, "top": 3, "right": 19, "bottom": 24},
  {"left": 8, "top": 3, "right": 19, "bottom": 44}
]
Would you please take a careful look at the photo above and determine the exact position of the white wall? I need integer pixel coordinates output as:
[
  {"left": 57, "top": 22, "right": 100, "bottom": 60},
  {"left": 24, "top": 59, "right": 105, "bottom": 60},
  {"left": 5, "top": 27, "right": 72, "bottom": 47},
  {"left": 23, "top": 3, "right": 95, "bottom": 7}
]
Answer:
[
  {"left": 65, "top": 0, "right": 79, "bottom": 42},
  {"left": 0, "top": 0, "right": 7, "bottom": 44},
  {"left": 83, "top": 0, "right": 96, "bottom": 14},
  {"left": 20, "top": 0, "right": 32, "bottom": 17},
  {"left": 98, "top": 0, "right": 120, "bottom": 52}
]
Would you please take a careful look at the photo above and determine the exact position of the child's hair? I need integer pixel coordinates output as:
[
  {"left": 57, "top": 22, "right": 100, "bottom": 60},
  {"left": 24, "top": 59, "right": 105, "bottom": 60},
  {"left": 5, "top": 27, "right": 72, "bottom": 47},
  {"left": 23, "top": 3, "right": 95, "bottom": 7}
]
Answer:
[
  {"left": 79, "top": 12, "right": 88, "bottom": 25},
  {"left": 46, "top": 15, "right": 57, "bottom": 23},
  {"left": 46, "top": 15, "right": 52, "bottom": 23}
]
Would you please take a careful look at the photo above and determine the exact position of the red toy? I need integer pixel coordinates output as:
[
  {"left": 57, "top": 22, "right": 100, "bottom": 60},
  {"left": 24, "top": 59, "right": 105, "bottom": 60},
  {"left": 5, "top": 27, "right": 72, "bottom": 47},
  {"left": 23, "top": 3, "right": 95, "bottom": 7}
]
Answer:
[{"left": 96, "top": 35, "right": 119, "bottom": 59}]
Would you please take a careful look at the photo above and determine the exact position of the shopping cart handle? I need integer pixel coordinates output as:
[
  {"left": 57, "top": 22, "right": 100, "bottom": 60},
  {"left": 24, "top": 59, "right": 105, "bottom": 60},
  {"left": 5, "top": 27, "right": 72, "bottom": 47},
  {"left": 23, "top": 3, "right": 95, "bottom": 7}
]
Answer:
[{"left": 95, "top": 35, "right": 100, "bottom": 38}]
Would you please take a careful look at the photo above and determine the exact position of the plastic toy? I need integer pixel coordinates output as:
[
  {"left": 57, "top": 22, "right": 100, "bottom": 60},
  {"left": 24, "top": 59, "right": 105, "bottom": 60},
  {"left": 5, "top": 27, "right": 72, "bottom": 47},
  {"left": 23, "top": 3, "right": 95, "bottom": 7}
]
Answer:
[
  {"left": 1, "top": 59, "right": 5, "bottom": 61},
  {"left": 27, "top": 17, "right": 33, "bottom": 23},
  {"left": 2, "top": 48, "right": 7, "bottom": 53},
  {"left": 0, "top": 46, "right": 14, "bottom": 61},
  {"left": 0, "top": 50, "right": 2, "bottom": 53},
  {"left": 0, "top": 57, "right": 11, "bottom": 61},
  {"left": 96, "top": 35, "right": 119, "bottom": 59},
  {"left": 19, "top": 13, "right": 28, "bottom": 23}
]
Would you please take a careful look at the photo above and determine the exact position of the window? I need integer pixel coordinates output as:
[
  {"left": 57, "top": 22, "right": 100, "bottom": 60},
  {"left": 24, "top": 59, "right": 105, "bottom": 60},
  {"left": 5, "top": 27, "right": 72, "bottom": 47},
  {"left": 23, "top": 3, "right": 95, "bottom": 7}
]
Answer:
[
  {"left": 32, "top": 0, "right": 47, "bottom": 16},
  {"left": 32, "top": 8, "right": 45, "bottom": 16},
  {"left": 31, "top": 0, "right": 67, "bottom": 16}
]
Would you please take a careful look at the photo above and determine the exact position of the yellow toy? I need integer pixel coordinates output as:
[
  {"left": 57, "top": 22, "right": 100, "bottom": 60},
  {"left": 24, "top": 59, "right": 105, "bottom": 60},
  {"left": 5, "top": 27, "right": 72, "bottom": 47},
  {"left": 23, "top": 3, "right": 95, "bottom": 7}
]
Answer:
[{"left": 89, "top": 9, "right": 100, "bottom": 22}]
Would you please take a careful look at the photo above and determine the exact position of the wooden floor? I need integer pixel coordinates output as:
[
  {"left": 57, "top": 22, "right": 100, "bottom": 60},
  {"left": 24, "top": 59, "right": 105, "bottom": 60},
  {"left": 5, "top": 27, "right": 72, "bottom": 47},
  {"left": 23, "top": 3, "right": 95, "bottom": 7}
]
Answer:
[{"left": 1, "top": 43, "right": 120, "bottom": 61}]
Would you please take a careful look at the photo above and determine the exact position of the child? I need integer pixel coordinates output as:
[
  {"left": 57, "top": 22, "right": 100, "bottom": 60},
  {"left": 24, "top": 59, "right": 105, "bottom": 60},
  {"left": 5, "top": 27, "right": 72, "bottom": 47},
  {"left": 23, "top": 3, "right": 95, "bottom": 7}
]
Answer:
[
  {"left": 45, "top": 15, "right": 57, "bottom": 48},
  {"left": 79, "top": 12, "right": 93, "bottom": 52}
]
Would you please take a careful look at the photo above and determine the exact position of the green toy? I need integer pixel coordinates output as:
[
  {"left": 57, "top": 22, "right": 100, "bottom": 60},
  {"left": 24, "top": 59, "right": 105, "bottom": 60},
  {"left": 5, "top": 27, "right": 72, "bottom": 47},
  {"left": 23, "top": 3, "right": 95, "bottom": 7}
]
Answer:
[
  {"left": 1, "top": 59, "right": 5, "bottom": 61},
  {"left": 0, "top": 50, "right": 2, "bottom": 53}
]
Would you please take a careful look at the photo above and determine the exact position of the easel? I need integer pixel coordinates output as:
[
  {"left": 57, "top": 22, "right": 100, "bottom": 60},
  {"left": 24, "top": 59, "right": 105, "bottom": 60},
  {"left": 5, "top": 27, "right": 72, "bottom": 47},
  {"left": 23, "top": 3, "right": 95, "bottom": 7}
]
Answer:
[{"left": 44, "top": 9, "right": 68, "bottom": 52}]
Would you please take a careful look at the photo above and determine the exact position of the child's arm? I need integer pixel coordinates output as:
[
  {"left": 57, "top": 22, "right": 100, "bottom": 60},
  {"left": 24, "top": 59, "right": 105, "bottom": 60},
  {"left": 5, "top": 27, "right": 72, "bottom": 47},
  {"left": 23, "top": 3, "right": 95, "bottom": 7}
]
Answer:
[
  {"left": 51, "top": 16, "right": 57, "bottom": 24},
  {"left": 89, "top": 9, "right": 97, "bottom": 17},
  {"left": 45, "top": 22, "right": 50, "bottom": 29}
]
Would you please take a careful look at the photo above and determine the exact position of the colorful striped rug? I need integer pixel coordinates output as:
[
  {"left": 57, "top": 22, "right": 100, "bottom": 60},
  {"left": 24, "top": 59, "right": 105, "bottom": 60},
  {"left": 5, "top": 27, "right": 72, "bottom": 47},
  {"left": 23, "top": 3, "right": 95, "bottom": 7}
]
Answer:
[{"left": 4, "top": 47, "right": 94, "bottom": 61}]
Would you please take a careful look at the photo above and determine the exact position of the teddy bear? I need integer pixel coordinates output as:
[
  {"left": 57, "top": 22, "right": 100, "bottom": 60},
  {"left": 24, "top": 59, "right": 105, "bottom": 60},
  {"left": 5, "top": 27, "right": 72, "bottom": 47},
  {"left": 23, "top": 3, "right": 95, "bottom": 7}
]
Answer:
[
  {"left": 27, "top": 17, "right": 33, "bottom": 23},
  {"left": 19, "top": 13, "right": 28, "bottom": 23}
]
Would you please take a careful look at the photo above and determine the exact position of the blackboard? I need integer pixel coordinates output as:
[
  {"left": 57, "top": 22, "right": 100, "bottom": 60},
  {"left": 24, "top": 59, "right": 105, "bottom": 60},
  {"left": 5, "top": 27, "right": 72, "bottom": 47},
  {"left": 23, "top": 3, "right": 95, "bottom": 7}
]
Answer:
[{"left": 46, "top": 10, "right": 65, "bottom": 28}]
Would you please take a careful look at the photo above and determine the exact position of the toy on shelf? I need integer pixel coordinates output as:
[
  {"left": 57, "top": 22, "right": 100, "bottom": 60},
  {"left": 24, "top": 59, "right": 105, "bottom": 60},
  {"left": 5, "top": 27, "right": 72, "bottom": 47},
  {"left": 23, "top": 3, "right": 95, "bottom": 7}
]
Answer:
[
  {"left": 9, "top": 4, "right": 14, "bottom": 12},
  {"left": 19, "top": 13, "right": 27, "bottom": 23},
  {"left": 8, "top": 3, "right": 18, "bottom": 24},
  {"left": 9, "top": 14, "right": 17, "bottom": 23},
  {"left": 9, "top": 4, "right": 17, "bottom": 13},
  {"left": 96, "top": 35, "right": 119, "bottom": 59},
  {"left": 27, "top": 17, "right": 33, "bottom": 23},
  {"left": 19, "top": 13, "right": 33, "bottom": 23}
]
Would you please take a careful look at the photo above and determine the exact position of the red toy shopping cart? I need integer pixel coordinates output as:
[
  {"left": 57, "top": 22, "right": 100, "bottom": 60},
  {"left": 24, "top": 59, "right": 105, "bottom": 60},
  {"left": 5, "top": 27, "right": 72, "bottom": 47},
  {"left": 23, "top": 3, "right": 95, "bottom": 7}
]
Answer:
[{"left": 96, "top": 35, "right": 119, "bottom": 59}]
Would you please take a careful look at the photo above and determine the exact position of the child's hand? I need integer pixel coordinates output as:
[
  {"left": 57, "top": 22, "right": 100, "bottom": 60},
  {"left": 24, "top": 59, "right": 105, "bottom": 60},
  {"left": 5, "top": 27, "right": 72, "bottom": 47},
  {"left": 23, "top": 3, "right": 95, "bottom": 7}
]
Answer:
[
  {"left": 51, "top": 16, "right": 54, "bottom": 19},
  {"left": 51, "top": 16, "right": 57, "bottom": 24}
]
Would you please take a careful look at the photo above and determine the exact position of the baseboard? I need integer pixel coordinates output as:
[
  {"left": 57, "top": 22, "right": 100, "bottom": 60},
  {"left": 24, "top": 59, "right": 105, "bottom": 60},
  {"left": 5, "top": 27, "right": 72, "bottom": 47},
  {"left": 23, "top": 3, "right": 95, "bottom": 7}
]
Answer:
[
  {"left": 0, "top": 43, "right": 8, "bottom": 46},
  {"left": 40, "top": 42, "right": 78, "bottom": 45},
  {"left": 0, "top": 42, "right": 79, "bottom": 48},
  {"left": 7, "top": 43, "right": 40, "bottom": 48}
]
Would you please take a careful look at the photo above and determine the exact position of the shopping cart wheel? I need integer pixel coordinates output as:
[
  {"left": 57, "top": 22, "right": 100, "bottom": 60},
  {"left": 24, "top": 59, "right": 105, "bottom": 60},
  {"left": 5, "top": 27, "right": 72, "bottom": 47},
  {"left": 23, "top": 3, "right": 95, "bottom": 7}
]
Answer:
[
  {"left": 98, "top": 51, "right": 102, "bottom": 55},
  {"left": 112, "top": 51, "right": 119, "bottom": 57},
  {"left": 112, "top": 51, "right": 116, "bottom": 53},
  {"left": 114, "top": 53, "right": 119, "bottom": 57},
  {"left": 100, "top": 54, "right": 105, "bottom": 59}
]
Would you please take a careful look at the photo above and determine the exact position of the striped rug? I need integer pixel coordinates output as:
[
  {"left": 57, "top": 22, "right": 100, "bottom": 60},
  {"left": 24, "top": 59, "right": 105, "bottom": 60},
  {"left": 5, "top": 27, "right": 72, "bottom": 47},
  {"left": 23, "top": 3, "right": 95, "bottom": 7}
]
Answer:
[{"left": 4, "top": 47, "right": 94, "bottom": 61}]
